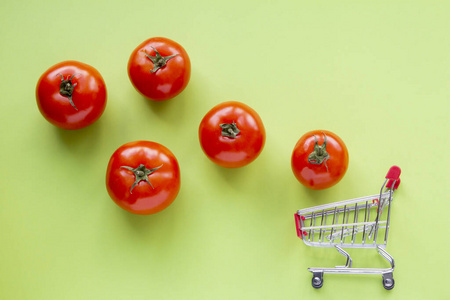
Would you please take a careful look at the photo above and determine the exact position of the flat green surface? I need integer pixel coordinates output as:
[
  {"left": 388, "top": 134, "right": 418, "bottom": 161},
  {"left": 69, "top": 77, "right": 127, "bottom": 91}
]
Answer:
[{"left": 0, "top": 0, "right": 449, "bottom": 299}]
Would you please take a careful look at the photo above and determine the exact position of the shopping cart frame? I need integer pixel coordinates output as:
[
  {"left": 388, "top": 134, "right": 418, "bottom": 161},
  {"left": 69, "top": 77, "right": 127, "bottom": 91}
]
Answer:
[{"left": 294, "top": 166, "right": 401, "bottom": 290}]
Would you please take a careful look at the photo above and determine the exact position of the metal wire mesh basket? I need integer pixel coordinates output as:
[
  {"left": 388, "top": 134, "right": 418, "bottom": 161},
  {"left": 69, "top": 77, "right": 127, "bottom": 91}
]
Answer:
[{"left": 294, "top": 166, "right": 401, "bottom": 290}]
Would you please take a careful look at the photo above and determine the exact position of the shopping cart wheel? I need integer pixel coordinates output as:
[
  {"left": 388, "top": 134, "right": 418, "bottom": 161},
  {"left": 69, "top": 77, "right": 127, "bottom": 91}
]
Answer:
[
  {"left": 312, "top": 272, "right": 323, "bottom": 289},
  {"left": 382, "top": 273, "right": 395, "bottom": 290}
]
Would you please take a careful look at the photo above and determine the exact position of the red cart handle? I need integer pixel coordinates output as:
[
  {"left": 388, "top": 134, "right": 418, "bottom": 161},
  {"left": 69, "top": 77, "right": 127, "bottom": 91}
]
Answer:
[
  {"left": 385, "top": 166, "right": 401, "bottom": 190},
  {"left": 386, "top": 178, "right": 401, "bottom": 190},
  {"left": 294, "top": 214, "right": 307, "bottom": 237},
  {"left": 294, "top": 214, "right": 302, "bottom": 237},
  {"left": 385, "top": 166, "right": 401, "bottom": 181}
]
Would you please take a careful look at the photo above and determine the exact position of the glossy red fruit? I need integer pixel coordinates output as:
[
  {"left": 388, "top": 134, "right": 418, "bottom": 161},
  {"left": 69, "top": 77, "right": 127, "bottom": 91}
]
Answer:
[
  {"left": 106, "top": 141, "right": 180, "bottom": 215},
  {"left": 199, "top": 101, "right": 265, "bottom": 168},
  {"left": 291, "top": 130, "right": 349, "bottom": 190},
  {"left": 128, "top": 37, "right": 190, "bottom": 101},
  {"left": 36, "top": 61, "right": 107, "bottom": 130}
]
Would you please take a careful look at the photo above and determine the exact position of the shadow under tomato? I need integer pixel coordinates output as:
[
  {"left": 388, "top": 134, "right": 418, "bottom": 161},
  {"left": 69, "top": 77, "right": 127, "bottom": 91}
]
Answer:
[
  {"left": 301, "top": 186, "right": 335, "bottom": 204},
  {"left": 212, "top": 161, "right": 259, "bottom": 189},
  {"left": 54, "top": 117, "right": 102, "bottom": 154},
  {"left": 209, "top": 149, "right": 276, "bottom": 202},
  {"left": 116, "top": 198, "right": 179, "bottom": 234},
  {"left": 100, "top": 195, "right": 182, "bottom": 265},
  {"left": 140, "top": 86, "right": 192, "bottom": 125}
]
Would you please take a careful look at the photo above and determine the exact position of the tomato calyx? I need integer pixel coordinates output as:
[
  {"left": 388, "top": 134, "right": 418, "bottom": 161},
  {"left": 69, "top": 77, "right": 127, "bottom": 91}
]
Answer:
[
  {"left": 220, "top": 121, "right": 240, "bottom": 138},
  {"left": 120, "top": 164, "right": 163, "bottom": 194},
  {"left": 308, "top": 132, "right": 330, "bottom": 172},
  {"left": 58, "top": 74, "right": 79, "bottom": 111},
  {"left": 143, "top": 47, "right": 179, "bottom": 73}
]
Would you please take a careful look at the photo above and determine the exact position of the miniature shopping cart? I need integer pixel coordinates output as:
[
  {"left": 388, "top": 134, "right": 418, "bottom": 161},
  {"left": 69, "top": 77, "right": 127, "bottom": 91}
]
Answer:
[{"left": 294, "top": 166, "right": 401, "bottom": 290}]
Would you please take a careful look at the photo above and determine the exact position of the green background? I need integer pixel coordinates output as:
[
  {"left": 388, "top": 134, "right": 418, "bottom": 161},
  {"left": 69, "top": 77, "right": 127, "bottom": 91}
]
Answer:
[{"left": 0, "top": 0, "right": 448, "bottom": 299}]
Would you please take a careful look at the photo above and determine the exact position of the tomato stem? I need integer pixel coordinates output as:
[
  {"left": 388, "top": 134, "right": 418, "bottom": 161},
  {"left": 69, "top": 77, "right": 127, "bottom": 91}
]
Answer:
[
  {"left": 220, "top": 121, "right": 240, "bottom": 138},
  {"left": 143, "top": 47, "right": 179, "bottom": 73},
  {"left": 120, "top": 164, "right": 163, "bottom": 194},
  {"left": 58, "top": 74, "right": 78, "bottom": 111},
  {"left": 308, "top": 132, "right": 330, "bottom": 172}
]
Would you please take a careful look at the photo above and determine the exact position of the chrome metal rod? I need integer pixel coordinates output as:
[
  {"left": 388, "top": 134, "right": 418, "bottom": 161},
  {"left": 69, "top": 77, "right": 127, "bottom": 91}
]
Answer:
[
  {"left": 302, "top": 220, "right": 387, "bottom": 231},
  {"left": 362, "top": 201, "right": 369, "bottom": 244},
  {"left": 351, "top": 203, "right": 358, "bottom": 244},
  {"left": 304, "top": 242, "right": 386, "bottom": 249},
  {"left": 321, "top": 213, "right": 328, "bottom": 243},
  {"left": 299, "top": 202, "right": 381, "bottom": 220},
  {"left": 340, "top": 205, "right": 347, "bottom": 244},
  {"left": 308, "top": 246, "right": 395, "bottom": 274},
  {"left": 308, "top": 267, "right": 393, "bottom": 275},
  {"left": 335, "top": 246, "right": 352, "bottom": 268},
  {"left": 319, "top": 209, "right": 325, "bottom": 242},
  {"left": 384, "top": 199, "right": 392, "bottom": 245},
  {"left": 311, "top": 211, "right": 317, "bottom": 242},
  {"left": 372, "top": 179, "right": 389, "bottom": 243},
  {"left": 377, "top": 246, "right": 395, "bottom": 269},
  {"left": 329, "top": 207, "right": 337, "bottom": 245},
  {"left": 297, "top": 193, "right": 391, "bottom": 214}
]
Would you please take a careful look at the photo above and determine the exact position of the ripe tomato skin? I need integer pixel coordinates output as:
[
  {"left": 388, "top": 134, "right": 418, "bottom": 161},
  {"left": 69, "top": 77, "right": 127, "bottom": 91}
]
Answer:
[
  {"left": 36, "top": 61, "right": 107, "bottom": 130},
  {"left": 127, "top": 37, "right": 191, "bottom": 101},
  {"left": 199, "top": 101, "right": 265, "bottom": 168},
  {"left": 106, "top": 141, "right": 181, "bottom": 215},
  {"left": 291, "top": 130, "right": 349, "bottom": 190}
]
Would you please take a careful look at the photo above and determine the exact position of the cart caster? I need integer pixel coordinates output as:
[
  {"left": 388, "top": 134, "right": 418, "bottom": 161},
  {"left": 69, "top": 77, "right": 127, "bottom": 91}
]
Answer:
[
  {"left": 382, "top": 273, "right": 395, "bottom": 290},
  {"left": 312, "top": 272, "right": 323, "bottom": 289}
]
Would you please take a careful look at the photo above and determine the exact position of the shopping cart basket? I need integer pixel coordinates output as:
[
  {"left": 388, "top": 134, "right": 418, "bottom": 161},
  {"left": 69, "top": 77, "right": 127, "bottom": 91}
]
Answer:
[{"left": 294, "top": 166, "right": 401, "bottom": 290}]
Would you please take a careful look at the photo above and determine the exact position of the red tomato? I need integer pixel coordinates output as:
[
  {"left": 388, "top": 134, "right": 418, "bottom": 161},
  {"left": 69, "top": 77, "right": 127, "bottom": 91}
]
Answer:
[
  {"left": 128, "top": 37, "right": 191, "bottom": 101},
  {"left": 199, "top": 101, "right": 265, "bottom": 168},
  {"left": 36, "top": 61, "right": 107, "bottom": 130},
  {"left": 291, "top": 130, "right": 349, "bottom": 190},
  {"left": 106, "top": 141, "right": 181, "bottom": 215}
]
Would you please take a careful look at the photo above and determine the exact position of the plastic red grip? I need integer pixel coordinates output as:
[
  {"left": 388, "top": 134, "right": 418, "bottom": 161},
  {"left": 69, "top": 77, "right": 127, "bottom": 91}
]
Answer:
[
  {"left": 385, "top": 166, "right": 401, "bottom": 180},
  {"left": 294, "top": 214, "right": 302, "bottom": 238},
  {"left": 386, "top": 178, "right": 401, "bottom": 190}
]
